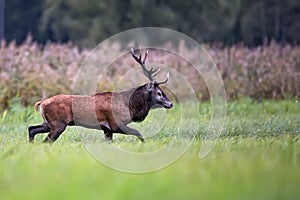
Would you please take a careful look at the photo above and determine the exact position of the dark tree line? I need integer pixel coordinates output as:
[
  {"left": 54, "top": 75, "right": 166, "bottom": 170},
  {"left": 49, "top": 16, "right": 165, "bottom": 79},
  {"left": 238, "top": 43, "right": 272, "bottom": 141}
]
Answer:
[{"left": 3, "top": 0, "right": 300, "bottom": 47}]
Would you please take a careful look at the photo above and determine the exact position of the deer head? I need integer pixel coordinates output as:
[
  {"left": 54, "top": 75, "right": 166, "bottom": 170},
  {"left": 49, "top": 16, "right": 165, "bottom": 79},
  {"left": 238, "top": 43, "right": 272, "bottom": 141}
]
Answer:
[{"left": 130, "top": 48, "right": 172, "bottom": 109}]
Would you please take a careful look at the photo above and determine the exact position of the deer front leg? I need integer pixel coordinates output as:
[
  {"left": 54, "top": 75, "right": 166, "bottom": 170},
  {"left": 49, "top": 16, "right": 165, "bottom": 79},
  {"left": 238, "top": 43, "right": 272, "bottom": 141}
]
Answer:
[
  {"left": 116, "top": 125, "right": 145, "bottom": 143},
  {"left": 104, "top": 131, "right": 113, "bottom": 142},
  {"left": 100, "top": 124, "right": 113, "bottom": 142}
]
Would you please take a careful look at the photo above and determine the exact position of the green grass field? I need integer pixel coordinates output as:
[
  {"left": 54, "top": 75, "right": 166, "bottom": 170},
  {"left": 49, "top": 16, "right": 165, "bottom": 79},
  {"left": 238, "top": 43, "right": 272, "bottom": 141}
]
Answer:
[{"left": 0, "top": 99, "right": 299, "bottom": 200}]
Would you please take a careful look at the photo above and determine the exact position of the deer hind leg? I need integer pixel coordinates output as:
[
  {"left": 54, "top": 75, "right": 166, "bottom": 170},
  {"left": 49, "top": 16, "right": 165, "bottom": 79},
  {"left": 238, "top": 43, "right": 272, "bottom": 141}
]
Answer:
[
  {"left": 116, "top": 125, "right": 145, "bottom": 143},
  {"left": 28, "top": 122, "right": 51, "bottom": 142},
  {"left": 43, "top": 123, "right": 67, "bottom": 143}
]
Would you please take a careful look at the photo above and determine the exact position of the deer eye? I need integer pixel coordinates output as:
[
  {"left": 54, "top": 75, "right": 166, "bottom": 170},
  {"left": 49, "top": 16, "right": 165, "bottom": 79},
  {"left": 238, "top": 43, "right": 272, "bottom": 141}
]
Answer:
[{"left": 157, "top": 91, "right": 162, "bottom": 96}]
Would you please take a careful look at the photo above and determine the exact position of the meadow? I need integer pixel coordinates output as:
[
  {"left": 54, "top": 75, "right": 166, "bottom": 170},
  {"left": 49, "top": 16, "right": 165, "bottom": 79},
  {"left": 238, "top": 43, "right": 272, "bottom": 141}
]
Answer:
[{"left": 0, "top": 99, "right": 299, "bottom": 200}]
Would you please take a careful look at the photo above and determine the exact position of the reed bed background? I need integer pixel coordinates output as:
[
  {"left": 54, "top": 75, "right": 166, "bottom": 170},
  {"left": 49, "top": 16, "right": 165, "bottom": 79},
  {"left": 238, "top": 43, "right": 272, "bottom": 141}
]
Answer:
[{"left": 0, "top": 37, "right": 299, "bottom": 109}]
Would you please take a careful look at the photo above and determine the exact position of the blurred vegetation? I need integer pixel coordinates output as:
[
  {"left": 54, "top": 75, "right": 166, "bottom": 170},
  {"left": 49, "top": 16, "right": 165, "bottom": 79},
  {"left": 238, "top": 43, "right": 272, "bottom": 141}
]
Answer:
[
  {"left": 3, "top": 0, "right": 300, "bottom": 47},
  {"left": 0, "top": 37, "right": 88, "bottom": 109},
  {"left": 0, "top": 38, "right": 299, "bottom": 109}
]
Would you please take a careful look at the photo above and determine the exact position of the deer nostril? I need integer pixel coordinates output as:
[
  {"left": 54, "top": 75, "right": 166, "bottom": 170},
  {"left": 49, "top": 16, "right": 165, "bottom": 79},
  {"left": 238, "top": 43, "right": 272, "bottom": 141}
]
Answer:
[{"left": 166, "top": 102, "right": 173, "bottom": 109}]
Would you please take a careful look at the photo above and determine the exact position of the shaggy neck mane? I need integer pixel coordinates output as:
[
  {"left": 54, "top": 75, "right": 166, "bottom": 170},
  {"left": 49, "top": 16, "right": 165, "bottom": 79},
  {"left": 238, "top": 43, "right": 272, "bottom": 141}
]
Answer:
[{"left": 127, "top": 85, "right": 152, "bottom": 122}]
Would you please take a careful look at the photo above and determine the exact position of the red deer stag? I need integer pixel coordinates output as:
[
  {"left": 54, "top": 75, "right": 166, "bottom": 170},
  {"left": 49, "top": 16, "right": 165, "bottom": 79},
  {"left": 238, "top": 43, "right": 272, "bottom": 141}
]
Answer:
[{"left": 28, "top": 48, "right": 173, "bottom": 143}]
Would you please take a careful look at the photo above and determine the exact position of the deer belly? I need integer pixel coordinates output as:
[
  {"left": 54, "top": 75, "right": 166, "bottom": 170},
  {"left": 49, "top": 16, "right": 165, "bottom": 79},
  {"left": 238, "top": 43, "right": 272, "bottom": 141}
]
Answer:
[{"left": 72, "top": 106, "right": 104, "bottom": 128}]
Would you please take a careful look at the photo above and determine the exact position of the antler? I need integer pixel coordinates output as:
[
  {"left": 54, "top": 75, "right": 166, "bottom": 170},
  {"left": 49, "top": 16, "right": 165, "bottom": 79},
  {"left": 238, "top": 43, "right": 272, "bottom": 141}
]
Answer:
[
  {"left": 130, "top": 47, "right": 161, "bottom": 82},
  {"left": 156, "top": 72, "right": 169, "bottom": 85}
]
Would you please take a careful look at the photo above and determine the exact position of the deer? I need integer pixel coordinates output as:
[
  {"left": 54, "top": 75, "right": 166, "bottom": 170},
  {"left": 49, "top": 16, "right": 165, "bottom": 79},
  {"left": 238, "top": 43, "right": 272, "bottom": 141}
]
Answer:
[{"left": 28, "top": 48, "right": 173, "bottom": 143}]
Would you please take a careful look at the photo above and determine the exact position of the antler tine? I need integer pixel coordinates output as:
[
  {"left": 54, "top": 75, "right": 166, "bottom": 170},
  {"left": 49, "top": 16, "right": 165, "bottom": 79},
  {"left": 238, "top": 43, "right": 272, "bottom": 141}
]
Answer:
[
  {"left": 142, "top": 50, "right": 149, "bottom": 64},
  {"left": 130, "top": 47, "right": 141, "bottom": 64},
  {"left": 150, "top": 67, "right": 160, "bottom": 78},
  {"left": 156, "top": 72, "right": 169, "bottom": 85},
  {"left": 145, "top": 66, "right": 161, "bottom": 80}
]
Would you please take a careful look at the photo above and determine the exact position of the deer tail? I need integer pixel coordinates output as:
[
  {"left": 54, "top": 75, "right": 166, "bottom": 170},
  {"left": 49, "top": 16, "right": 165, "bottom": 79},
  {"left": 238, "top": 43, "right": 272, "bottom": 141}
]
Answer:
[{"left": 34, "top": 101, "right": 42, "bottom": 112}]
